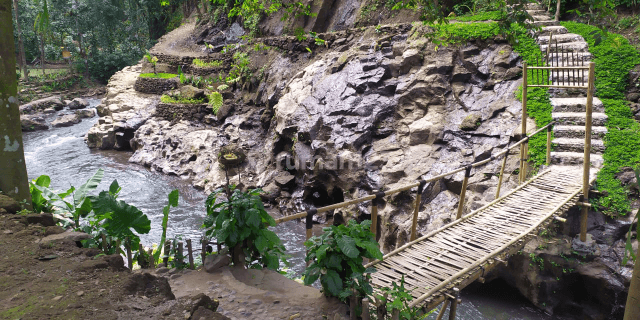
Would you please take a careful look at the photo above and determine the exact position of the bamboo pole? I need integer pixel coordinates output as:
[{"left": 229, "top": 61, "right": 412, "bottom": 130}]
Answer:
[
  {"left": 101, "top": 233, "right": 108, "bottom": 253},
  {"left": 520, "top": 63, "right": 528, "bottom": 185},
  {"left": 306, "top": 209, "right": 315, "bottom": 241},
  {"left": 456, "top": 167, "right": 471, "bottom": 220},
  {"left": 529, "top": 85, "right": 588, "bottom": 89},
  {"left": 371, "top": 196, "right": 379, "bottom": 239},
  {"left": 410, "top": 181, "right": 426, "bottom": 241},
  {"left": 187, "top": 239, "right": 195, "bottom": 269},
  {"left": 163, "top": 240, "right": 171, "bottom": 267},
  {"left": 522, "top": 141, "right": 529, "bottom": 181},
  {"left": 148, "top": 248, "right": 155, "bottom": 269},
  {"left": 495, "top": 149, "right": 509, "bottom": 199},
  {"left": 580, "top": 62, "right": 595, "bottom": 242},
  {"left": 201, "top": 238, "right": 207, "bottom": 266},
  {"left": 546, "top": 123, "right": 552, "bottom": 166},
  {"left": 125, "top": 237, "right": 132, "bottom": 270},
  {"left": 177, "top": 242, "right": 184, "bottom": 269},
  {"left": 361, "top": 298, "right": 371, "bottom": 320},
  {"left": 139, "top": 243, "right": 145, "bottom": 268},
  {"left": 435, "top": 299, "right": 450, "bottom": 320},
  {"left": 527, "top": 66, "right": 590, "bottom": 70},
  {"left": 448, "top": 288, "right": 460, "bottom": 320}
]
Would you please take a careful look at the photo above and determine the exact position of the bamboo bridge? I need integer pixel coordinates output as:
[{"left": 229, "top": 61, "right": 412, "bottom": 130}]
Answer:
[{"left": 274, "top": 18, "right": 600, "bottom": 319}]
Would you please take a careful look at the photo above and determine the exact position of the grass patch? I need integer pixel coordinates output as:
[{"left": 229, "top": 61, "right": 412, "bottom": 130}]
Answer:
[
  {"left": 448, "top": 11, "right": 503, "bottom": 22},
  {"left": 193, "top": 59, "right": 223, "bottom": 68},
  {"left": 139, "top": 73, "right": 177, "bottom": 79},
  {"left": 160, "top": 94, "right": 206, "bottom": 104},
  {"left": 561, "top": 22, "right": 640, "bottom": 216}
]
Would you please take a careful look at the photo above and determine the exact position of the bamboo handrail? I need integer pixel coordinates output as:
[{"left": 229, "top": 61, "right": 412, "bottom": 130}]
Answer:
[{"left": 528, "top": 66, "right": 590, "bottom": 70}]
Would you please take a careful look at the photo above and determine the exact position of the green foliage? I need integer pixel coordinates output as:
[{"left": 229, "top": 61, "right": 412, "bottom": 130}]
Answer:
[
  {"left": 202, "top": 186, "right": 288, "bottom": 270},
  {"left": 373, "top": 276, "right": 429, "bottom": 319},
  {"left": 160, "top": 94, "right": 206, "bottom": 104},
  {"left": 144, "top": 52, "right": 159, "bottom": 74},
  {"left": 226, "top": 52, "right": 251, "bottom": 84},
  {"left": 448, "top": 11, "right": 503, "bottom": 22},
  {"left": 562, "top": 22, "right": 640, "bottom": 216},
  {"left": 139, "top": 73, "right": 177, "bottom": 79},
  {"left": 303, "top": 220, "right": 383, "bottom": 300},
  {"left": 294, "top": 27, "right": 307, "bottom": 41},
  {"left": 567, "top": 0, "right": 617, "bottom": 25},
  {"left": 153, "top": 190, "right": 179, "bottom": 262},
  {"left": 193, "top": 59, "right": 223, "bottom": 68},
  {"left": 29, "top": 175, "right": 53, "bottom": 213},
  {"left": 208, "top": 92, "right": 224, "bottom": 114}
]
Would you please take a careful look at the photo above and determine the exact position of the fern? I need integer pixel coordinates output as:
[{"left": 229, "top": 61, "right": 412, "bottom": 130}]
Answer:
[
  {"left": 208, "top": 92, "right": 223, "bottom": 115},
  {"left": 217, "top": 84, "right": 229, "bottom": 91}
]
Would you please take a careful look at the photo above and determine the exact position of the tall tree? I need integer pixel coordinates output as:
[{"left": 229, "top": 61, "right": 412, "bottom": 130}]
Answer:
[
  {"left": 12, "top": 0, "right": 28, "bottom": 80},
  {"left": 33, "top": 0, "right": 50, "bottom": 75},
  {"left": 0, "top": 0, "right": 32, "bottom": 208}
]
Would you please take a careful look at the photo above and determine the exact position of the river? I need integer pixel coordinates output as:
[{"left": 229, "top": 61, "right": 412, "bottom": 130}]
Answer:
[{"left": 22, "top": 98, "right": 567, "bottom": 319}]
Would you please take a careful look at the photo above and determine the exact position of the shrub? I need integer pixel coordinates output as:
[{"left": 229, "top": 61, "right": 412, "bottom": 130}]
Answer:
[
  {"left": 88, "top": 48, "right": 144, "bottom": 83},
  {"left": 139, "top": 73, "right": 177, "bottom": 79},
  {"left": 202, "top": 186, "right": 288, "bottom": 270},
  {"left": 303, "top": 220, "right": 382, "bottom": 300},
  {"left": 160, "top": 94, "right": 205, "bottom": 104},
  {"left": 193, "top": 59, "right": 223, "bottom": 68}
]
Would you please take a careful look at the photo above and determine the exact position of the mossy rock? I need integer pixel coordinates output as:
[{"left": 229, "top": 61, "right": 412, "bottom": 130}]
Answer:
[{"left": 460, "top": 113, "right": 482, "bottom": 131}]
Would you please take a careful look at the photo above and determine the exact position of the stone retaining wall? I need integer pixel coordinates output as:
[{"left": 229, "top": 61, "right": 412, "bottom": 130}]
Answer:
[
  {"left": 155, "top": 103, "right": 212, "bottom": 122},
  {"left": 134, "top": 76, "right": 179, "bottom": 94}
]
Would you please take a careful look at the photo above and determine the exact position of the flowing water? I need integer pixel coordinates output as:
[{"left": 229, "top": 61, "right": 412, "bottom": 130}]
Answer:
[{"left": 22, "top": 98, "right": 567, "bottom": 319}]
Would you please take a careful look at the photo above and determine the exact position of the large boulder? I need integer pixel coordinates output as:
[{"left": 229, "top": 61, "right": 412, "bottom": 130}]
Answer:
[
  {"left": 0, "top": 194, "right": 21, "bottom": 213},
  {"left": 19, "top": 96, "right": 64, "bottom": 114},
  {"left": 75, "top": 109, "right": 96, "bottom": 119},
  {"left": 67, "top": 97, "right": 89, "bottom": 110},
  {"left": 21, "top": 115, "right": 49, "bottom": 132},
  {"left": 178, "top": 85, "right": 205, "bottom": 100},
  {"left": 52, "top": 114, "right": 81, "bottom": 127},
  {"left": 204, "top": 253, "right": 231, "bottom": 273}
]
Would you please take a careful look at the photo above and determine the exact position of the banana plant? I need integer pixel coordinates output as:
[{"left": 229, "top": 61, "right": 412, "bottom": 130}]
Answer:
[{"left": 153, "top": 189, "right": 179, "bottom": 263}]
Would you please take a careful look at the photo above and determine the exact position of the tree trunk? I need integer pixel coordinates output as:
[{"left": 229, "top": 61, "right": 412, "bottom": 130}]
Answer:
[
  {"left": 40, "top": 36, "right": 45, "bottom": 76},
  {"left": 0, "top": 0, "right": 32, "bottom": 209},
  {"left": 12, "top": 0, "right": 28, "bottom": 80},
  {"left": 624, "top": 213, "right": 640, "bottom": 320},
  {"left": 232, "top": 243, "right": 245, "bottom": 268}
]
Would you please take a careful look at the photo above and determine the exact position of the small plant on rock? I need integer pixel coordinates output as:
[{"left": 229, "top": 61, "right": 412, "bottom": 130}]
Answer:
[
  {"left": 303, "top": 219, "right": 383, "bottom": 300},
  {"left": 144, "top": 52, "right": 159, "bottom": 74}
]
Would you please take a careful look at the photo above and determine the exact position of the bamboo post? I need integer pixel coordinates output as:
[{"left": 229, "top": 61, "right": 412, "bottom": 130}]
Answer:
[
  {"left": 410, "top": 181, "right": 426, "bottom": 241},
  {"left": 163, "top": 240, "right": 171, "bottom": 267},
  {"left": 495, "top": 149, "right": 509, "bottom": 199},
  {"left": 522, "top": 140, "right": 529, "bottom": 181},
  {"left": 546, "top": 123, "right": 552, "bottom": 166},
  {"left": 361, "top": 298, "right": 370, "bottom": 320},
  {"left": 177, "top": 242, "right": 184, "bottom": 269},
  {"left": 125, "top": 237, "right": 132, "bottom": 270},
  {"left": 138, "top": 243, "right": 146, "bottom": 268},
  {"left": 456, "top": 166, "right": 472, "bottom": 220},
  {"left": 448, "top": 288, "right": 460, "bottom": 320},
  {"left": 148, "top": 248, "right": 155, "bottom": 269},
  {"left": 520, "top": 62, "right": 528, "bottom": 185},
  {"left": 115, "top": 239, "right": 121, "bottom": 255},
  {"left": 187, "top": 239, "right": 195, "bottom": 269},
  {"left": 580, "top": 62, "right": 595, "bottom": 242},
  {"left": 101, "top": 233, "right": 108, "bottom": 253},
  {"left": 201, "top": 237, "right": 207, "bottom": 265},
  {"left": 371, "top": 193, "right": 380, "bottom": 239},
  {"left": 306, "top": 208, "right": 316, "bottom": 241},
  {"left": 435, "top": 299, "right": 451, "bottom": 320},
  {"left": 350, "top": 289, "right": 357, "bottom": 320}
]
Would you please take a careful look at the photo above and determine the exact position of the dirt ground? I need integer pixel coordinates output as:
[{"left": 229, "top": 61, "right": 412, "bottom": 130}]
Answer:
[{"left": 0, "top": 212, "right": 349, "bottom": 319}]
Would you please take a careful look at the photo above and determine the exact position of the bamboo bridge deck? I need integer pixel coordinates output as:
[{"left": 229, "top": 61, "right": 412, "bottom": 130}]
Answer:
[{"left": 366, "top": 165, "right": 595, "bottom": 311}]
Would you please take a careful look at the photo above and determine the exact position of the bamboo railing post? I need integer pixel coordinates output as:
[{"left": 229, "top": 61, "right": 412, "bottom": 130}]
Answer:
[
  {"left": 448, "top": 288, "right": 460, "bottom": 320},
  {"left": 187, "top": 239, "right": 195, "bottom": 269},
  {"left": 371, "top": 193, "right": 381, "bottom": 239},
  {"left": 410, "top": 180, "right": 426, "bottom": 241},
  {"left": 201, "top": 237, "right": 207, "bottom": 265},
  {"left": 138, "top": 243, "right": 145, "bottom": 268},
  {"left": 148, "top": 248, "right": 155, "bottom": 269},
  {"left": 361, "top": 298, "right": 371, "bottom": 320},
  {"left": 163, "top": 240, "right": 171, "bottom": 267},
  {"left": 306, "top": 208, "right": 316, "bottom": 241},
  {"left": 546, "top": 122, "right": 553, "bottom": 166},
  {"left": 435, "top": 299, "right": 451, "bottom": 320},
  {"left": 496, "top": 148, "right": 509, "bottom": 199},
  {"left": 101, "top": 233, "right": 108, "bottom": 253},
  {"left": 580, "top": 62, "right": 595, "bottom": 242},
  {"left": 522, "top": 139, "right": 529, "bottom": 181},
  {"left": 520, "top": 62, "right": 528, "bottom": 184},
  {"left": 456, "top": 166, "right": 472, "bottom": 220},
  {"left": 177, "top": 242, "right": 184, "bottom": 269},
  {"left": 115, "top": 239, "right": 121, "bottom": 255},
  {"left": 125, "top": 237, "right": 132, "bottom": 270}
]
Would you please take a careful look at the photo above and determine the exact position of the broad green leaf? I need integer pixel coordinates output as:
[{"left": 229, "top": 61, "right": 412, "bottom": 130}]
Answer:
[
  {"left": 325, "top": 254, "right": 342, "bottom": 270},
  {"left": 255, "top": 236, "right": 268, "bottom": 253},
  {"left": 58, "top": 186, "right": 75, "bottom": 199},
  {"left": 168, "top": 189, "right": 179, "bottom": 207},
  {"left": 336, "top": 235, "right": 358, "bottom": 259},
  {"left": 74, "top": 168, "right": 104, "bottom": 206},
  {"left": 209, "top": 91, "right": 223, "bottom": 115},
  {"left": 322, "top": 269, "right": 343, "bottom": 296},
  {"left": 316, "top": 244, "right": 329, "bottom": 261},
  {"left": 356, "top": 239, "right": 383, "bottom": 260},
  {"left": 246, "top": 209, "right": 261, "bottom": 228},
  {"left": 109, "top": 180, "right": 121, "bottom": 196},
  {"left": 260, "top": 229, "right": 281, "bottom": 244},
  {"left": 35, "top": 175, "right": 51, "bottom": 188}
]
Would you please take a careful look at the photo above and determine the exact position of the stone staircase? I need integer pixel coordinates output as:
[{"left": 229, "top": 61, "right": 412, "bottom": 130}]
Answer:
[{"left": 525, "top": 3, "right": 607, "bottom": 169}]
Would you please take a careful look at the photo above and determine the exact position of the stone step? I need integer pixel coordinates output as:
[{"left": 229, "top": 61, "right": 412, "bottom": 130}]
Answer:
[
  {"left": 525, "top": 3, "right": 544, "bottom": 10},
  {"left": 553, "top": 125, "right": 607, "bottom": 139},
  {"left": 553, "top": 137, "right": 605, "bottom": 153},
  {"left": 551, "top": 97, "right": 604, "bottom": 112},
  {"left": 540, "top": 41, "right": 589, "bottom": 53},
  {"left": 550, "top": 152, "right": 604, "bottom": 168},
  {"left": 538, "top": 26, "right": 568, "bottom": 36},
  {"left": 537, "top": 33, "right": 585, "bottom": 45},
  {"left": 531, "top": 14, "right": 553, "bottom": 21},
  {"left": 527, "top": 9, "right": 549, "bottom": 15},
  {"left": 545, "top": 52, "right": 592, "bottom": 66},
  {"left": 552, "top": 112, "right": 608, "bottom": 126},
  {"left": 530, "top": 20, "right": 560, "bottom": 27},
  {"left": 547, "top": 71, "right": 590, "bottom": 86}
]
